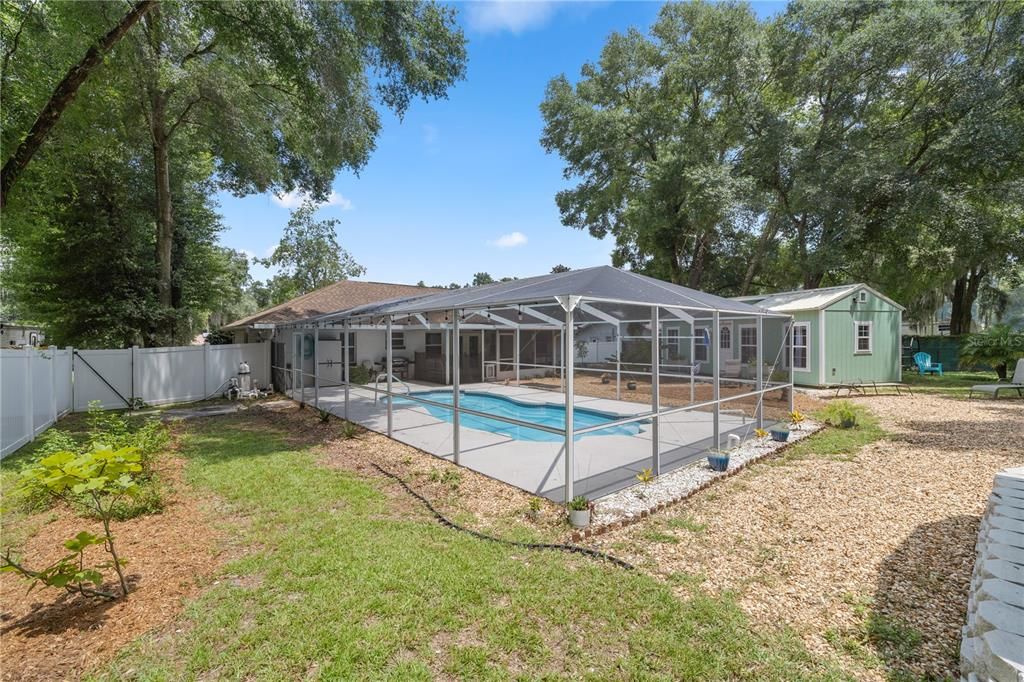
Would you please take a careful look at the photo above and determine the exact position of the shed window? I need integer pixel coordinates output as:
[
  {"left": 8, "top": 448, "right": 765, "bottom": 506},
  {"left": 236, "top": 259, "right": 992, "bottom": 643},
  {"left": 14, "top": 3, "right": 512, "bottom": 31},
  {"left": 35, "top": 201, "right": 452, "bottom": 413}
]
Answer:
[
  {"left": 855, "top": 321, "right": 872, "bottom": 354},
  {"left": 791, "top": 323, "right": 809, "bottom": 371}
]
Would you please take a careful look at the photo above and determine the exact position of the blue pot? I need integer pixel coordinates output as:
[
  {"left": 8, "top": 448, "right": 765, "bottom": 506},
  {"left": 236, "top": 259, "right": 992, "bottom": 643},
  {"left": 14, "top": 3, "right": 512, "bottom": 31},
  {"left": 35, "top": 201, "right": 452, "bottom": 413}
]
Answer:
[
  {"left": 707, "top": 454, "right": 730, "bottom": 472},
  {"left": 770, "top": 429, "right": 790, "bottom": 442}
]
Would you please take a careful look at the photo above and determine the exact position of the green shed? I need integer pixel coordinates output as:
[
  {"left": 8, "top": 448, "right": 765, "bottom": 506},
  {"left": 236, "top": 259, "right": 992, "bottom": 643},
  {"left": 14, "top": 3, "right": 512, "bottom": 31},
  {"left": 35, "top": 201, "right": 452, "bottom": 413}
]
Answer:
[{"left": 733, "top": 284, "right": 905, "bottom": 388}]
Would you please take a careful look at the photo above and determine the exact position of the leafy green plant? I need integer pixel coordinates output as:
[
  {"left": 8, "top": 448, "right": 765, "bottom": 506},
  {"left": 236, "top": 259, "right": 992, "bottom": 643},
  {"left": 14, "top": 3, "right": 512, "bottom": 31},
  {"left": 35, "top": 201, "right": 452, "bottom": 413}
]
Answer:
[
  {"left": 2, "top": 531, "right": 118, "bottom": 599},
  {"left": 636, "top": 467, "right": 655, "bottom": 486},
  {"left": 754, "top": 427, "right": 769, "bottom": 439},
  {"left": 819, "top": 401, "right": 859, "bottom": 429},
  {"left": 789, "top": 410, "right": 805, "bottom": 429},
  {"left": 428, "top": 468, "right": 461, "bottom": 489},
  {"left": 528, "top": 497, "right": 542, "bottom": 513},
  {"left": 348, "top": 365, "right": 371, "bottom": 385},
  {"left": 317, "top": 408, "right": 332, "bottom": 423},
  {"left": 14, "top": 446, "right": 144, "bottom": 597},
  {"left": 567, "top": 495, "right": 590, "bottom": 511},
  {"left": 960, "top": 325, "right": 1024, "bottom": 379},
  {"left": 340, "top": 421, "right": 360, "bottom": 439}
]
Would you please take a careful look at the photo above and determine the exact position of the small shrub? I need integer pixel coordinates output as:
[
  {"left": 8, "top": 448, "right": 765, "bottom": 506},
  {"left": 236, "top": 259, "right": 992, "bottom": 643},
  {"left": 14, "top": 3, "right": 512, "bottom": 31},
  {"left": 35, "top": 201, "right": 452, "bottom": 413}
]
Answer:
[
  {"left": 528, "top": 497, "right": 542, "bottom": 512},
  {"left": 635, "top": 467, "right": 655, "bottom": 485},
  {"left": 567, "top": 495, "right": 590, "bottom": 511},
  {"left": 348, "top": 365, "right": 371, "bottom": 385},
  {"left": 317, "top": 408, "right": 332, "bottom": 423},
  {"left": 754, "top": 427, "right": 769, "bottom": 439},
  {"left": 12, "top": 446, "right": 144, "bottom": 597},
  {"left": 340, "top": 421, "right": 360, "bottom": 439},
  {"left": 2, "top": 531, "right": 116, "bottom": 599},
  {"left": 820, "top": 401, "right": 860, "bottom": 428},
  {"left": 789, "top": 410, "right": 805, "bottom": 428}
]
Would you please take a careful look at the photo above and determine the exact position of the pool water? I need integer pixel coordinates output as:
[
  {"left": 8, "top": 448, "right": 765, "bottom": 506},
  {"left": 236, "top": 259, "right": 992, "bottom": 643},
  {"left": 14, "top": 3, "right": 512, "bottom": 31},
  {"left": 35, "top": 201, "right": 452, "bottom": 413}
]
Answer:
[{"left": 391, "top": 390, "right": 643, "bottom": 442}]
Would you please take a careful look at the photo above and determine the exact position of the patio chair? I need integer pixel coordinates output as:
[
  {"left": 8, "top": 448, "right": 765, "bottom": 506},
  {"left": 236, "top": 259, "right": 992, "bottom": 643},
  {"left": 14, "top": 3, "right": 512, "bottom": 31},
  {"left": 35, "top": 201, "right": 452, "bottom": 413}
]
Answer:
[
  {"left": 913, "top": 352, "right": 943, "bottom": 376},
  {"left": 968, "top": 358, "right": 1024, "bottom": 399}
]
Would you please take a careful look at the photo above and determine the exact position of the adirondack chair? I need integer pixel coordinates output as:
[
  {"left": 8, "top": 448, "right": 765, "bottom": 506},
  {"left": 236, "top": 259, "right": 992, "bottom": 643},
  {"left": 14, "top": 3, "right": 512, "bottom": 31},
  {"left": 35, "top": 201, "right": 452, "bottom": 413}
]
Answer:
[{"left": 913, "top": 352, "right": 943, "bottom": 376}]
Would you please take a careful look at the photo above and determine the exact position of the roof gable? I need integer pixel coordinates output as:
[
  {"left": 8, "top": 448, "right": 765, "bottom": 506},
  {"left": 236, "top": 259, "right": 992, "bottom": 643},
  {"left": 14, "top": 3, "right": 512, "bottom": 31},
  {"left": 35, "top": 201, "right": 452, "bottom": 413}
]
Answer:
[{"left": 733, "top": 284, "right": 905, "bottom": 312}]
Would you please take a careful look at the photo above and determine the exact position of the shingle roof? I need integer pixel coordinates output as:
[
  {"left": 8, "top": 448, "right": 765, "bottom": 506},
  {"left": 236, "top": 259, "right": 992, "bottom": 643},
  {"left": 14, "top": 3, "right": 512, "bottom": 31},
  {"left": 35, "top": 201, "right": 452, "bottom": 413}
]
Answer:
[
  {"left": 223, "top": 280, "right": 443, "bottom": 330},
  {"left": 308, "top": 266, "right": 777, "bottom": 323}
]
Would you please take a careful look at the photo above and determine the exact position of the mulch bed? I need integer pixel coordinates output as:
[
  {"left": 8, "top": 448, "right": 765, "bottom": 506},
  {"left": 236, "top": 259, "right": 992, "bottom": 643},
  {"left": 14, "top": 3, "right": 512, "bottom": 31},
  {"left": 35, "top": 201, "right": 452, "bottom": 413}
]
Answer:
[
  {"left": 587, "top": 393, "right": 1023, "bottom": 680},
  {"left": 0, "top": 442, "right": 228, "bottom": 682}
]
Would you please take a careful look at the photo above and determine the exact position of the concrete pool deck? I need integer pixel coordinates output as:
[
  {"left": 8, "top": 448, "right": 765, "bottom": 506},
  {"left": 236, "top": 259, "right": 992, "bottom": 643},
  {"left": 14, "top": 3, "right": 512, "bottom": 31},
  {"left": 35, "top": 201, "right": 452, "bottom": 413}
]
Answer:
[{"left": 294, "top": 382, "right": 763, "bottom": 501}]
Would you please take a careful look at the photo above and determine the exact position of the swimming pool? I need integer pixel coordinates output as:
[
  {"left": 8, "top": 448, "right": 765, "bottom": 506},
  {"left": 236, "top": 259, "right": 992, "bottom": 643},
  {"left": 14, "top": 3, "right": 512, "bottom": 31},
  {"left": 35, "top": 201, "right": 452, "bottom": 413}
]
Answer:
[{"left": 391, "top": 390, "right": 643, "bottom": 442}]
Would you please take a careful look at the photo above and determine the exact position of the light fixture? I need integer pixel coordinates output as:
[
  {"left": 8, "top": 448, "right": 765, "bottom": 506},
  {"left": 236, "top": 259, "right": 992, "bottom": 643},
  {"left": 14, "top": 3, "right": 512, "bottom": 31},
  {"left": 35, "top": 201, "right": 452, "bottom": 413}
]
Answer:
[{"left": 517, "top": 306, "right": 523, "bottom": 322}]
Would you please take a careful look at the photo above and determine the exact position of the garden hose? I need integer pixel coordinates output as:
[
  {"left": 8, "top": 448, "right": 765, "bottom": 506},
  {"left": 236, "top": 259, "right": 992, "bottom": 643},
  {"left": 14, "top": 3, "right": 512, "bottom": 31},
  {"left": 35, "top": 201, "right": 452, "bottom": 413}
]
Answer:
[{"left": 370, "top": 463, "right": 634, "bottom": 571}]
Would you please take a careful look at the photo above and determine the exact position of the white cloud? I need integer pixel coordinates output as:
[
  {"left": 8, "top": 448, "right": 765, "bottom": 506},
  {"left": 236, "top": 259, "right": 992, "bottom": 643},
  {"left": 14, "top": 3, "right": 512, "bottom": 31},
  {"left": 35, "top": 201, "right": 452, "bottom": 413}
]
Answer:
[
  {"left": 271, "top": 189, "right": 353, "bottom": 210},
  {"left": 491, "top": 231, "right": 528, "bottom": 248},
  {"left": 422, "top": 123, "right": 439, "bottom": 146},
  {"left": 465, "top": 1, "right": 557, "bottom": 34}
]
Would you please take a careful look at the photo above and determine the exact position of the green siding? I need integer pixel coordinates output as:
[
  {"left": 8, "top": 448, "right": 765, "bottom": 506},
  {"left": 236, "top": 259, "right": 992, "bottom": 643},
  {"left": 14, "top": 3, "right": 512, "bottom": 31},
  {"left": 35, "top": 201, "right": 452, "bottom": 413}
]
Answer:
[
  {"left": 789, "top": 311, "right": 821, "bottom": 386},
  {"left": 821, "top": 290, "right": 901, "bottom": 386}
]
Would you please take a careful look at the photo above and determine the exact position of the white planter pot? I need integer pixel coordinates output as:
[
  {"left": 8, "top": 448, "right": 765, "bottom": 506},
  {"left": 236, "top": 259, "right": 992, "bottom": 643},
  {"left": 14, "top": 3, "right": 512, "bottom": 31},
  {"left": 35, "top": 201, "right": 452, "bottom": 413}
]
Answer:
[{"left": 569, "top": 509, "right": 591, "bottom": 528}]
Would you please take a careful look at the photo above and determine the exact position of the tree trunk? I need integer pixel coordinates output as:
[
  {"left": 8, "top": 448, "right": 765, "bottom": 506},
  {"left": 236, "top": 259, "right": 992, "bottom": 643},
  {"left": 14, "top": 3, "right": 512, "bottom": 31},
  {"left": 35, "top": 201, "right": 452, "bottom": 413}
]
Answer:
[
  {"left": 687, "top": 234, "right": 708, "bottom": 290},
  {"left": 0, "top": 1, "right": 156, "bottom": 207},
  {"left": 152, "top": 105, "right": 173, "bottom": 317},
  {"left": 739, "top": 217, "right": 779, "bottom": 295},
  {"left": 949, "top": 267, "right": 986, "bottom": 335}
]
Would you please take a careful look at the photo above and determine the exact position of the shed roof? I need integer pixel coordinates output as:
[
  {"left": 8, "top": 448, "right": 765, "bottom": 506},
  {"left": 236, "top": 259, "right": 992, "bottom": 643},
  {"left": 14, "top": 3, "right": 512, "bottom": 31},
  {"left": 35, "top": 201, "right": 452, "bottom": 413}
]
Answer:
[
  {"left": 223, "top": 280, "right": 442, "bottom": 330},
  {"left": 309, "top": 266, "right": 778, "bottom": 324},
  {"left": 733, "top": 283, "right": 905, "bottom": 312}
]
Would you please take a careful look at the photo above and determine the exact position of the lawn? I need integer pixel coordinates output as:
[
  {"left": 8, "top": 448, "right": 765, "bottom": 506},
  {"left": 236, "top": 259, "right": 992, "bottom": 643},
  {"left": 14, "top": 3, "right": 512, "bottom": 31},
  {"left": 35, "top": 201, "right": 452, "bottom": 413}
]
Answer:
[
  {"left": 901, "top": 369, "right": 1012, "bottom": 396},
  {"left": 1, "top": 407, "right": 848, "bottom": 681}
]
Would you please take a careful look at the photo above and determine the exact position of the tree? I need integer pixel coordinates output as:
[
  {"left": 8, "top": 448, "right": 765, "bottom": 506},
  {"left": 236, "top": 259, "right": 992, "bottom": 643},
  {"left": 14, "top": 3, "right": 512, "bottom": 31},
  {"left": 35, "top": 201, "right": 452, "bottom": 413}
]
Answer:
[
  {"left": 541, "top": 1, "right": 762, "bottom": 288},
  {"left": 260, "top": 200, "right": 365, "bottom": 300},
  {"left": 119, "top": 0, "right": 466, "bottom": 340},
  {"left": 0, "top": 1, "right": 155, "bottom": 206},
  {"left": 550, "top": 264, "right": 571, "bottom": 273},
  {"left": 472, "top": 272, "right": 495, "bottom": 286}
]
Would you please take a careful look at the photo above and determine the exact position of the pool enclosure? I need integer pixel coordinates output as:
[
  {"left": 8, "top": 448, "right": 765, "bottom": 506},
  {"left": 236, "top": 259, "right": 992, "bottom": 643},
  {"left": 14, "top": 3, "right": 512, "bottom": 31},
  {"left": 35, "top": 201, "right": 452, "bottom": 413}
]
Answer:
[{"left": 276, "top": 266, "right": 795, "bottom": 502}]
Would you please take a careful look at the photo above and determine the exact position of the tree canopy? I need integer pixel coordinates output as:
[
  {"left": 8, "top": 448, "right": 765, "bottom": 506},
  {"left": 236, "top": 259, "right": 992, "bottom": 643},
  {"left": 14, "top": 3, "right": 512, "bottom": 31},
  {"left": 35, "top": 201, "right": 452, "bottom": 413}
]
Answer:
[
  {"left": 1, "top": 0, "right": 467, "bottom": 346},
  {"left": 541, "top": 0, "right": 1024, "bottom": 330}
]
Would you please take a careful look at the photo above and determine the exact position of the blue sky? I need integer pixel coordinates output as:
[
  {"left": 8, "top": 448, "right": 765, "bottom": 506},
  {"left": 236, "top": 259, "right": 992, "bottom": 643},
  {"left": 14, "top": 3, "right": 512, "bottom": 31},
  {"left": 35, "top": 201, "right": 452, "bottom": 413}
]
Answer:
[{"left": 217, "top": 1, "right": 787, "bottom": 287}]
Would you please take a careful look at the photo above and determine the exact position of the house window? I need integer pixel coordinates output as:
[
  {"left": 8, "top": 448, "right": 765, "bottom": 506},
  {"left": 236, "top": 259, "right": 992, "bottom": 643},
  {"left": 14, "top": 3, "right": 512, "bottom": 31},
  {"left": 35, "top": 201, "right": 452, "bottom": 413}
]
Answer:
[
  {"left": 855, "top": 321, "right": 872, "bottom": 354},
  {"left": 425, "top": 332, "right": 442, "bottom": 355},
  {"left": 791, "top": 323, "right": 809, "bottom": 370},
  {"left": 740, "top": 326, "right": 757, "bottom": 364},
  {"left": 343, "top": 332, "right": 357, "bottom": 362},
  {"left": 695, "top": 327, "right": 709, "bottom": 363},
  {"left": 390, "top": 332, "right": 405, "bottom": 350},
  {"left": 720, "top": 325, "right": 731, "bottom": 350},
  {"left": 663, "top": 328, "right": 681, "bottom": 361}
]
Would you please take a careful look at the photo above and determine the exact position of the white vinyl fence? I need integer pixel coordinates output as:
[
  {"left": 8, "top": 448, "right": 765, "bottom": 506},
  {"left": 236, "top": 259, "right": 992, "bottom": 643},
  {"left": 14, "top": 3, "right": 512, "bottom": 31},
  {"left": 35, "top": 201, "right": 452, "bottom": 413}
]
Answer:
[{"left": 1, "top": 342, "right": 269, "bottom": 459}]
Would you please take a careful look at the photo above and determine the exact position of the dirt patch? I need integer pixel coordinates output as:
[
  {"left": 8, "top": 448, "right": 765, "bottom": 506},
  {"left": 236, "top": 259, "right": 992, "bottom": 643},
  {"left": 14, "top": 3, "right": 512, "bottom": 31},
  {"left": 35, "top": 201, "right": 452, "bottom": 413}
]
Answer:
[
  {"left": 255, "top": 403, "right": 568, "bottom": 541},
  {"left": 588, "top": 393, "right": 1023, "bottom": 680},
  {"left": 0, "top": 445, "right": 229, "bottom": 681}
]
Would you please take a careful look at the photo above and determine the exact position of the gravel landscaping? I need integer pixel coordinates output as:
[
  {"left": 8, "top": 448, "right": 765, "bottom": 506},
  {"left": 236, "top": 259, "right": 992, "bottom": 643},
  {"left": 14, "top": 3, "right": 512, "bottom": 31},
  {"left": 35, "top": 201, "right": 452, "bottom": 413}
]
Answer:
[
  {"left": 587, "top": 393, "right": 1024, "bottom": 680},
  {"left": 591, "top": 421, "right": 823, "bottom": 528}
]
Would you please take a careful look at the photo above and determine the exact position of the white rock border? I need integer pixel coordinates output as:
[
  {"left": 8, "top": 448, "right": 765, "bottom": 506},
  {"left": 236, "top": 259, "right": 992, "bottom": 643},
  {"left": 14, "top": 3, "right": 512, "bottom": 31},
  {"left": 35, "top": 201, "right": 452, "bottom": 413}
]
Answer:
[{"left": 569, "top": 420, "right": 823, "bottom": 541}]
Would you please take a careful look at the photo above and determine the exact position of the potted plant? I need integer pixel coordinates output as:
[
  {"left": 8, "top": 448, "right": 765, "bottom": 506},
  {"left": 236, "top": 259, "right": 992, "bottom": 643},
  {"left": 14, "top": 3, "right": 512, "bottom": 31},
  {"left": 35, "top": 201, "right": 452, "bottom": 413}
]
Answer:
[
  {"left": 527, "top": 496, "right": 542, "bottom": 521},
  {"left": 626, "top": 380, "right": 637, "bottom": 390},
  {"left": 567, "top": 495, "right": 591, "bottom": 528},
  {"left": 706, "top": 448, "right": 730, "bottom": 472},
  {"left": 769, "top": 427, "right": 790, "bottom": 442}
]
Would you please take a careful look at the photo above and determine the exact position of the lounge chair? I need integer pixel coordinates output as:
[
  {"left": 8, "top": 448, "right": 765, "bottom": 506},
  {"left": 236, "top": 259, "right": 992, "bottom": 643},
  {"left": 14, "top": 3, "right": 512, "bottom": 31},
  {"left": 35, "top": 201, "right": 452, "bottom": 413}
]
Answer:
[
  {"left": 913, "top": 352, "right": 943, "bottom": 376},
  {"left": 969, "top": 358, "right": 1024, "bottom": 399}
]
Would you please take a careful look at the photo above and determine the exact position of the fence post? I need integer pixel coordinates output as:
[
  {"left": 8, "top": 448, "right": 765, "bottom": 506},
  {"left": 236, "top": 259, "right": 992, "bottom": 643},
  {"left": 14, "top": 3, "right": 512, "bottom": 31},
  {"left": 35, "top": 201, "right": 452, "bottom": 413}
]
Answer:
[
  {"left": 203, "top": 342, "right": 211, "bottom": 398},
  {"left": 24, "top": 346, "right": 34, "bottom": 443},
  {"left": 49, "top": 347, "right": 57, "bottom": 426},
  {"left": 69, "top": 346, "right": 76, "bottom": 412},
  {"left": 131, "top": 345, "right": 139, "bottom": 409}
]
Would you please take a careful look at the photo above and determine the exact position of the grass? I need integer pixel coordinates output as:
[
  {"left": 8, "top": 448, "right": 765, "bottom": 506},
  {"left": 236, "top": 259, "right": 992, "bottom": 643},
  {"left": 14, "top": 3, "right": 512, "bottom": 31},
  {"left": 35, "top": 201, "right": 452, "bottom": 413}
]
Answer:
[
  {"left": 87, "top": 415, "right": 845, "bottom": 681},
  {"left": 770, "top": 405, "right": 886, "bottom": 465},
  {"left": 901, "top": 369, "right": 1011, "bottom": 397}
]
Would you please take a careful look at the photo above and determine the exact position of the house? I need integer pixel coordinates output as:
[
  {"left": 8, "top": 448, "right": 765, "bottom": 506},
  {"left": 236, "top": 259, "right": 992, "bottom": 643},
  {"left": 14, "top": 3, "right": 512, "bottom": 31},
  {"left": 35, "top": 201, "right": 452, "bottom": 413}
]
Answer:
[
  {"left": 0, "top": 319, "right": 45, "bottom": 348},
  {"left": 733, "top": 284, "right": 904, "bottom": 387},
  {"left": 222, "top": 280, "right": 441, "bottom": 344}
]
